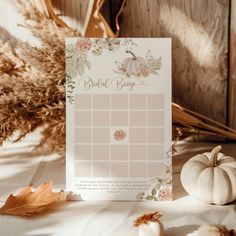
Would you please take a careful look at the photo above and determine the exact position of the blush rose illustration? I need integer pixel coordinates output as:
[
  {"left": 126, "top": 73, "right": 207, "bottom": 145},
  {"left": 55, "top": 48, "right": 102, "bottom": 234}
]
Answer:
[
  {"left": 114, "top": 130, "right": 126, "bottom": 141},
  {"left": 76, "top": 39, "right": 92, "bottom": 52},
  {"left": 158, "top": 188, "right": 172, "bottom": 201},
  {"left": 139, "top": 66, "right": 150, "bottom": 77}
]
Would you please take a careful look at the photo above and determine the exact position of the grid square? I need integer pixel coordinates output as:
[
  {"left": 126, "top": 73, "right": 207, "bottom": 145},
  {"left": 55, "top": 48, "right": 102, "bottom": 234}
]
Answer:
[
  {"left": 147, "top": 162, "right": 166, "bottom": 178},
  {"left": 130, "top": 94, "right": 146, "bottom": 109},
  {"left": 111, "top": 145, "right": 128, "bottom": 160},
  {"left": 93, "top": 111, "right": 110, "bottom": 126},
  {"left": 75, "top": 162, "right": 91, "bottom": 177},
  {"left": 93, "top": 162, "right": 110, "bottom": 177},
  {"left": 75, "top": 94, "right": 91, "bottom": 109},
  {"left": 93, "top": 94, "right": 110, "bottom": 109},
  {"left": 93, "top": 145, "right": 110, "bottom": 160},
  {"left": 148, "top": 128, "right": 164, "bottom": 143},
  {"left": 130, "top": 128, "right": 146, "bottom": 143},
  {"left": 75, "top": 128, "right": 91, "bottom": 143},
  {"left": 75, "top": 145, "right": 91, "bottom": 160},
  {"left": 75, "top": 111, "right": 91, "bottom": 126},
  {"left": 111, "top": 162, "right": 128, "bottom": 177},
  {"left": 148, "top": 145, "right": 165, "bottom": 160},
  {"left": 148, "top": 111, "right": 164, "bottom": 126},
  {"left": 129, "top": 162, "right": 146, "bottom": 177},
  {"left": 130, "top": 111, "right": 146, "bottom": 126},
  {"left": 148, "top": 94, "right": 164, "bottom": 109},
  {"left": 93, "top": 128, "right": 110, "bottom": 143},
  {"left": 129, "top": 145, "right": 146, "bottom": 160},
  {"left": 111, "top": 111, "right": 128, "bottom": 126},
  {"left": 111, "top": 94, "right": 128, "bottom": 109}
]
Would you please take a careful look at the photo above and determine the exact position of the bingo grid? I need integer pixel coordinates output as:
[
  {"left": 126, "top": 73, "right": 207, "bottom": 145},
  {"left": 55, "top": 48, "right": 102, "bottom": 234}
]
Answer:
[{"left": 74, "top": 93, "right": 166, "bottom": 178}]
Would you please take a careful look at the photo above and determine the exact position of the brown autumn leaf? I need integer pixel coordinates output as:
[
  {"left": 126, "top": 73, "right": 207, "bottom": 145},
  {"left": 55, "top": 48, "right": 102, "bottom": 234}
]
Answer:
[{"left": 0, "top": 181, "right": 65, "bottom": 216}]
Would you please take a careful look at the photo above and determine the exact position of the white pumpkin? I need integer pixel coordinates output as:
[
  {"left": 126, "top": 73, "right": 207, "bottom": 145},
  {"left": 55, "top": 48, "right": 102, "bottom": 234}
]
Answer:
[
  {"left": 198, "top": 224, "right": 228, "bottom": 236},
  {"left": 180, "top": 145, "right": 236, "bottom": 205},
  {"left": 134, "top": 212, "right": 164, "bottom": 236},
  {"left": 122, "top": 50, "right": 147, "bottom": 75},
  {"left": 138, "top": 221, "right": 164, "bottom": 236}
]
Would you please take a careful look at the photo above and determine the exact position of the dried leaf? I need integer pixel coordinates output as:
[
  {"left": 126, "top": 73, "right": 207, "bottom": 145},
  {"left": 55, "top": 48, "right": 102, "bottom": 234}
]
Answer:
[{"left": 0, "top": 181, "right": 64, "bottom": 216}]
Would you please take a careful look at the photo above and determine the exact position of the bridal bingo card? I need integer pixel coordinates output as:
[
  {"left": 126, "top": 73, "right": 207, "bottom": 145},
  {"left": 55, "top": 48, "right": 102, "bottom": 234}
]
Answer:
[{"left": 66, "top": 38, "right": 172, "bottom": 201}]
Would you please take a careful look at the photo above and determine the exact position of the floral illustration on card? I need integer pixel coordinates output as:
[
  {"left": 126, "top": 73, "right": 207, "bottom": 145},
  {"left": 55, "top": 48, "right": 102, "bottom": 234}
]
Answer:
[
  {"left": 114, "top": 129, "right": 126, "bottom": 141},
  {"left": 136, "top": 148, "right": 172, "bottom": 201},
  {"left": 66, "top": 38, "right": 137, "bottom": 103},
  {"left": 115, "top": 49, "right": 162, "bottom": 78}
]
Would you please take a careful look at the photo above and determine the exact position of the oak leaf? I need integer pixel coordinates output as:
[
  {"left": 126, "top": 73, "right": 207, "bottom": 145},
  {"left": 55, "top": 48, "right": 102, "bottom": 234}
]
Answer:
[{"left": 0, "top": 181, "right": 64, "bottom": 216}]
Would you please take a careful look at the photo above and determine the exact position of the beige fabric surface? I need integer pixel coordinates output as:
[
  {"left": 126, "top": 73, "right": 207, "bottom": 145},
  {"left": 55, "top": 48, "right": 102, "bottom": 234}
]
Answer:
[{"left": 0, "top": 130, "right": 235, "bottom": 236}]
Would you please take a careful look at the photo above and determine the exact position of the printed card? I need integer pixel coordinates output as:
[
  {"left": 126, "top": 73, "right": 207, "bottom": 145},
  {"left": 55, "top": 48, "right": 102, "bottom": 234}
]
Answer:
[{"left": 66, "top": 38, "right": 172, "bottom": 201}]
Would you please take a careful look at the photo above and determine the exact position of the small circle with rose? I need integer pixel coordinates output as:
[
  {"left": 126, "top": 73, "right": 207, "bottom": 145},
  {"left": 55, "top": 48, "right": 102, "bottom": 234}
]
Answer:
[{"left": 114, "top": 130, "right": 126, "bottom": 141}]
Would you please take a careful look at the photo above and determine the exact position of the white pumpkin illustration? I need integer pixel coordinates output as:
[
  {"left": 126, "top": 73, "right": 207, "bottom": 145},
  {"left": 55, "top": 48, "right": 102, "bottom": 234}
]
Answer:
[{"left": 121, "top": 50, "right": 149, "bottom": 76}]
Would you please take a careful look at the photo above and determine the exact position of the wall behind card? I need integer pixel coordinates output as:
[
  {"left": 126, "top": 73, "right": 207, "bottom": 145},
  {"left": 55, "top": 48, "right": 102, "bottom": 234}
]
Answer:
[
  {"left": 1, "top": 0, "right": 235, "bottom": 128},
  {"left": 118, "top": 0, "right": 232, "bottom": 127},
  {"left": 229, "top": 0, "right": 236, "bottom": 129}
]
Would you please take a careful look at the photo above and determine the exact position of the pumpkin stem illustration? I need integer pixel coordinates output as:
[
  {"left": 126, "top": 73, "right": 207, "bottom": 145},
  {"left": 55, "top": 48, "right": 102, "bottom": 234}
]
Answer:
[
  {"left": 210, "top": 145, "right": 222, "bottom": 167},
  {"left": 125, "top": 49, "right": 137, "bottom": 60}
]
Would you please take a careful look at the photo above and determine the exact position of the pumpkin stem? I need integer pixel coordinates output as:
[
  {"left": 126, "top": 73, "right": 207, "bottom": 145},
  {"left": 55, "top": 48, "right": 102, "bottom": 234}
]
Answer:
[
  {"left": 125, "top": 49, "right": 136, "bottom": 60},
  {"left": 134, "top": 211, "right": 162, "bottom": 227},
  {"left": 210, "top": 145, "right": 222, "bottom": 167}
]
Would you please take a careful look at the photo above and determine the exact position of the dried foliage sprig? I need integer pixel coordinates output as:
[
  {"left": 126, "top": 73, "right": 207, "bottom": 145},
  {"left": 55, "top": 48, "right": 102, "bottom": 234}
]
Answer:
[
  {"left": 172, "top": 103, "right": 236, "bottom": 141},
  {"left": 0, "top": 0, "right": 80, "bottom": 155}
]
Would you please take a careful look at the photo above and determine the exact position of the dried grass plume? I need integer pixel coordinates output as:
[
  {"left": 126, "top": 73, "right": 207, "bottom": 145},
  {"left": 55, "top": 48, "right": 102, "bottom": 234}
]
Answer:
[{"left": 0, "top": 0, "right": 80, "bottom": 155}]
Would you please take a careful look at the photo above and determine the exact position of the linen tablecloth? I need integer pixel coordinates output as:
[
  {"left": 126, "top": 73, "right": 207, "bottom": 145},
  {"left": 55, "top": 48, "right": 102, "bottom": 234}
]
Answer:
[{"left": 0, "top": 130, "right": 235, "bottom": 236}]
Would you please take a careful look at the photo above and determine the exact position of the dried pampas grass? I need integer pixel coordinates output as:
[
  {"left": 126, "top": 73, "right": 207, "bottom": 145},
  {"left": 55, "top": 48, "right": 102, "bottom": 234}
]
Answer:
[{"left": 0, "top": 0, "right": 79, "bottom": 155}]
